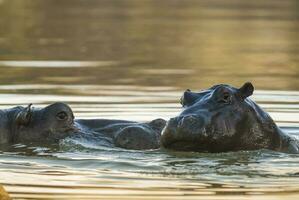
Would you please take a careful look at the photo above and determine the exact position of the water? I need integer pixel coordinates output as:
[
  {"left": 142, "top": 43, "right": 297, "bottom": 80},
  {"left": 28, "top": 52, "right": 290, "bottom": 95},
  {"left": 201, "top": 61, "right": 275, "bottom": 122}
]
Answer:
[{"left": 0, "top": 0, "right": 299, "bottom": 199}]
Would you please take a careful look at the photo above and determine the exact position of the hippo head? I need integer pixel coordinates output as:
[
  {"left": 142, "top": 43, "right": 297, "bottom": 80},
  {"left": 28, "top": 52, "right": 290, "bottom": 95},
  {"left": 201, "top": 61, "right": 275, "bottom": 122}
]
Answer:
[
  {"left": 161, "top": 82, "right": 279, "bottom": 152},
  {"left": 11, "top": 102, "right": 77, "bottom": 144}
]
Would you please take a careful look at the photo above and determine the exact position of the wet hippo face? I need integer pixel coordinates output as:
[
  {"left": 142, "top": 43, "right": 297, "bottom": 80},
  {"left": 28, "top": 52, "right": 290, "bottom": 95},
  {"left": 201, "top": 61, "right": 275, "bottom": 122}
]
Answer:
[
  {"left": 13, "top": 102, "right": 77, "bottom": 143},
  {"left": 161, "top": 82, "right": 271, "bottom": 152}
]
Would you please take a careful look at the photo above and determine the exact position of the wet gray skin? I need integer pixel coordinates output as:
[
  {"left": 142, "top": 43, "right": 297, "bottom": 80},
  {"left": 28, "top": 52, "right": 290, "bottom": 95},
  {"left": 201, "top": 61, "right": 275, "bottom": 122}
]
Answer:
[
  {"left": 75, "top": 118, "right": 166, "bottom": 150},
  {"left": 0, "top": 102, "right": 166, "bottom": 150},
  {"left": 0, "top": 102, "right": 77, "bottom": 144},
  {"left": 161, "top": 82, "right": 299, "bottom": 154}
]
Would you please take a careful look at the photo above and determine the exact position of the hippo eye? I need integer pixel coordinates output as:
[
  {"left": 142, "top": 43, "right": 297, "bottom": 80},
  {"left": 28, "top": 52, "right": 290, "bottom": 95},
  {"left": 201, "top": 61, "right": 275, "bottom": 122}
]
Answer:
[{"left": 56, "top": 111, "right": 68, "bottom": 120}]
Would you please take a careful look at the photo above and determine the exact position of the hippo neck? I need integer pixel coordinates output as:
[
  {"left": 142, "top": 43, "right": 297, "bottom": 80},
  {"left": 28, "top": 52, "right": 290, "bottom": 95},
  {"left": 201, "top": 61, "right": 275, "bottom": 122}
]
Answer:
[
  {"left": 273, "top": 127, "right": 299, "bottom": 153},
  {"left": 248, "top": 99, "right": 298, "bottom": 152}
]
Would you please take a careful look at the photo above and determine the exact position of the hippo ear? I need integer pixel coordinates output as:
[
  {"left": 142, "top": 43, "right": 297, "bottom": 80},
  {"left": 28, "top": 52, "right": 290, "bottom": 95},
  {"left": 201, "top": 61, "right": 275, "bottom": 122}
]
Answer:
[
  {"left": 16, "top": 104, "right": 33, "bottom": 126},
  {"left": 238, "top": 82, "right": 254, "bottom": 100},
  {"left": 180, "top": 89, "right": 200, "bottom": 107}
]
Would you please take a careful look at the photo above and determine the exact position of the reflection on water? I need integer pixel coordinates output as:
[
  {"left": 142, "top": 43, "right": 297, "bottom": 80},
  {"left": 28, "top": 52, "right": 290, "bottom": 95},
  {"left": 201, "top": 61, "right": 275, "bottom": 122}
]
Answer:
[
  {"left": 0, "top": 61, "right": 118, "bottom": 68},
  {"left": 0, "top": 0, "right": 299, "bottom": 89},
  {"left": 0, "top": 0, "right": 299, "bottom": 199}
]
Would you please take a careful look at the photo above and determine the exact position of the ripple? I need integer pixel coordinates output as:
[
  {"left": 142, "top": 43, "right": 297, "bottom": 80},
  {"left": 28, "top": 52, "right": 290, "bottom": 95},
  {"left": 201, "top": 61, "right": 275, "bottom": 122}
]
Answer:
[{"left": 0, "top": 61, "right": 118, "bottom": 68}]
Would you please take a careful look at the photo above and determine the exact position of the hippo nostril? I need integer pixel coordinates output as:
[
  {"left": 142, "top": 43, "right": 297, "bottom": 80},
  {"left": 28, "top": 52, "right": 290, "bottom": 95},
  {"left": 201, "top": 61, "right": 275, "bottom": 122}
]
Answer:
[
  {"left": 180, "top": 115, "right": 196, "bottom": 125},
  {"left": 178, "top": 115, "right": 204, "bottom": 130},
  {"left": 185, "top": 115, "right": 197, "bottom": 123}
]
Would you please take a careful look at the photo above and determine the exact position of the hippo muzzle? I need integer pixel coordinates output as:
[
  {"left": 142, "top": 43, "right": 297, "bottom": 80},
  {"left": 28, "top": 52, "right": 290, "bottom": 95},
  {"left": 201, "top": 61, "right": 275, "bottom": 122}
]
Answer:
[{"left": 161, "top": 114, "right": 212, "bottom": 151}]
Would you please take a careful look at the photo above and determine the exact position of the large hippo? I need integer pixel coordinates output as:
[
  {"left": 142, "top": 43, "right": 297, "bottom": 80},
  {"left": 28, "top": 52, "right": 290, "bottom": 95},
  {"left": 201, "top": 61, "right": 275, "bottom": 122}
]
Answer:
[
  {"left": 161, "top": 82, "right": 299, "bottom": 154},
  {"left": 0, "top": 102, "right": 165, "bottom": 150}
]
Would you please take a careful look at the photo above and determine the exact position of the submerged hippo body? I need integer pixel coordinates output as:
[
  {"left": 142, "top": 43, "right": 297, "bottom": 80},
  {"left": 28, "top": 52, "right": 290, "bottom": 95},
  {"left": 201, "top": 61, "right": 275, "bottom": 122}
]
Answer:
[
  {"left": 0, "top": 102, "right": 166, "bottom": 150},
  {"left": 75, "top": 118, "right": 166, "bottom": 150},
  {"left": 161, "top": 82, "right": 299, "bottom": 154}
]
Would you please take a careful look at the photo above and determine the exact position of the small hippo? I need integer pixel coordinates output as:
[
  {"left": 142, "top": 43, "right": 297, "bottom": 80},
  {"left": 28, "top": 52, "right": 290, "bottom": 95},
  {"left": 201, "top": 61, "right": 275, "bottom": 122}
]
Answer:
[
  {"left": 0, "top": 102, "right": 166, "bottom": 150},
  {"left": 0, "top": 102, "right": 76, "bottom": 144},
  {"left": 161, "top": 82, "right": 299, "bottom": 154}
]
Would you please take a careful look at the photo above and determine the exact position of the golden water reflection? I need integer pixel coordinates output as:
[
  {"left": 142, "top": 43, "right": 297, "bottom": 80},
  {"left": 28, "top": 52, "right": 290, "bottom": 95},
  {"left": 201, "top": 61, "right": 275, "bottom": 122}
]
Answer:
[
  {"left": 0, "top": 0, "right": 298, "bottom": 90},
  {"left": 1, "top": 0, "right": 299, "bottom": 199}
]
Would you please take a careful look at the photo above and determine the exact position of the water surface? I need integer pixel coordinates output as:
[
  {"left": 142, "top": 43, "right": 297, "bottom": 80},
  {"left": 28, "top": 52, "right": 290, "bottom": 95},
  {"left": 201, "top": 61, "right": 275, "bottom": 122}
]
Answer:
[{"left": 0, "top": 0, "right": 299, "bottom": 199}]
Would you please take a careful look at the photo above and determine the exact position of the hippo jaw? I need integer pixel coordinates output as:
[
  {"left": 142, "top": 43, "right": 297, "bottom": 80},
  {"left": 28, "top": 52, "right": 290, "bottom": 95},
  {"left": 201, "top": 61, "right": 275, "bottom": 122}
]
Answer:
[
  {"left": 161, "top": 120, "right": 237, "bottom": 152},
  {"left": 161, "top": 128, "right": 204, "bottom": 152},
  {"left": 44, "top": 124, "right": 79, "bottom": 142},
  {"left": 161, "top": 117, "right": 205, "bottom": 151}
]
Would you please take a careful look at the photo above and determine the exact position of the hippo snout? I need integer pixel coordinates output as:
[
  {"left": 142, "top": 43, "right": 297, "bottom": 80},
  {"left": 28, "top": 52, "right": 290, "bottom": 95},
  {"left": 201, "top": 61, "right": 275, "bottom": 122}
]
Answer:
[
  {"left": 161, "top": 115, "right": 208, "bottom": 150},
  {"left": 165, "top": 115, "right": 205, "bottom": 136},
  {"left": 178, "top": 115, "right": 204, "bottom": 133}
]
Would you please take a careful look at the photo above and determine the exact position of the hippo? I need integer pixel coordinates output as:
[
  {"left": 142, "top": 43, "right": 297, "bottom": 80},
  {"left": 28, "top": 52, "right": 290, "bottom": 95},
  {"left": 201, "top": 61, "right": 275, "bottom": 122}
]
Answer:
[
  {"left": 0, "top": 102, "right": 76, "bottom": 144},
  {"left": 161, "top": 82, "right": 299, "bottom": 154},
  {"left": 0, "top": 102, "right": 165, "bottom": 150}
]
